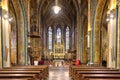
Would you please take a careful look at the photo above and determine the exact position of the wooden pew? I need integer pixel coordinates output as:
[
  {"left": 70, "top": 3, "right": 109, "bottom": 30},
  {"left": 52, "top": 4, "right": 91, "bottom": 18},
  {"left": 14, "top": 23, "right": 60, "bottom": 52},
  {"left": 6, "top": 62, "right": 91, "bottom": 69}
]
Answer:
[
  {"left": 0, "top": 70, "right": 42, "bottom": 79},
  {"left": 73, "top": 68, "right": 119, "bottom": 79},
  {"left": 70, "top": 65, "right": 107, "bottom": 77},
  {"left": 70, "top": 65, "right": 119, "bottom": 80},
  {"left": 81, "top": 74, "right": 120, "bottom": 80},
  {"left": 0, "top": 74, "right": 39, "bottom": 80},
  {"left": 0, "top": 78, "right": 32, "bottom": 80},
  {"left": 76, "top": 71, "right": 120, "bottom": 80},
  {"left": 1, "top": 69, "right": 46, "bottom": 80},
  {"left": 86, "top": 78, "right": 120, "bottom": 80},
  {"left": 3, "top": 65, "right": 48, "bottom": 80},
  {"left": 70, "top": 65, "right": 120, "bottom": 80},
  {"left": 8, "top": 65, "right": 48, "bottom": 71},
  {"left": 5, "top": 65, "right": 48, "bottom": 74},
  {"left": 71, "top": 68, "right": 118, "bottom": 79}
]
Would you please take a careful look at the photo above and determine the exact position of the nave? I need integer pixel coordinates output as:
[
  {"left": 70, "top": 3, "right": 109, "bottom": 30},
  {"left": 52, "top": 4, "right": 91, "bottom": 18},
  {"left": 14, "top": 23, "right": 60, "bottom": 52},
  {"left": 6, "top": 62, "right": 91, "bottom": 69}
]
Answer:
[{"left": 0, "top": 0, "right": 119, "bottom": 69}]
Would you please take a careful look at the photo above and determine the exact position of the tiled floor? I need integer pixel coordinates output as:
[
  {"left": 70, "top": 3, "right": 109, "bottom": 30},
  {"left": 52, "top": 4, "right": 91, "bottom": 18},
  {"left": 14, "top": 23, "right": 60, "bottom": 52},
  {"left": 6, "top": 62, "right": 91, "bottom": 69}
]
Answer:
[{"left": 49, "top": 66, "right": 70, "bottom": 80}]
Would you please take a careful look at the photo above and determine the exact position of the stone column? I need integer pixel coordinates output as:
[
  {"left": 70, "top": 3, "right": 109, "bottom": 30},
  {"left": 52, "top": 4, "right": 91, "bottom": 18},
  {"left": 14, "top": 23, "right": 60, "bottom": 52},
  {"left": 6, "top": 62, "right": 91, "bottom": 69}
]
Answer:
[
  {"left": 44, "top": 23, "right": 47, "bottom": 61},
  {"left": 0, "top": 0, "right": 2, "bottom": 68},
  {"left": 71, "top": 22, "right": 75, "bottom": 50},
  {"left": 28, "top": 0, "right": 30, "bottom": 33},
  {"left": 2, "top": 0, "right": 11, "bottom": 67},
  {"left": 94, "top": 20, "right": 101, "bottom": 65},
  {"left": 117, "top": 1, "right": 120, "bottom": 68},
  {"left": 27, "top": 0, "right": 31, "bottom": 65},
  {"left": 42, "top": 20, "right": 45, "bottom": 60},
  {"left": 76, "top": 11, "right": 81, "bottom": 60},
  {"left": 87, "top": 0, "right": 91, "bottom": 63},
  {"left": 107, "top": 0, "right": 117, "bottom": 68},
  {"left": 83, "top": 23, "right": 87, "bottom": 63},
  {"left": 107, "top": 16, "right": 114, "bottom": 68}
]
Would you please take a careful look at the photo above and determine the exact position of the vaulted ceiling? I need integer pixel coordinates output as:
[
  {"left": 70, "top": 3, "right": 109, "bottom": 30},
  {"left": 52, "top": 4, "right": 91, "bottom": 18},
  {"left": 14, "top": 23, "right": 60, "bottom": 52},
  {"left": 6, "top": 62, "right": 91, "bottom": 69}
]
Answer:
[{"left": 38, "top": 0, "right": 79, "bottom": 27}]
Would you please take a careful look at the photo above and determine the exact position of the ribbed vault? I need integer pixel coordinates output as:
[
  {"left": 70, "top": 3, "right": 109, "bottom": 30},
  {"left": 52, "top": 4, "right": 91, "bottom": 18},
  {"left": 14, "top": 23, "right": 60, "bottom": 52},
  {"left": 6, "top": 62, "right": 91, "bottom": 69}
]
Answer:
[{"left": 39, "top": 0, "right": 78, "bottom": 28}]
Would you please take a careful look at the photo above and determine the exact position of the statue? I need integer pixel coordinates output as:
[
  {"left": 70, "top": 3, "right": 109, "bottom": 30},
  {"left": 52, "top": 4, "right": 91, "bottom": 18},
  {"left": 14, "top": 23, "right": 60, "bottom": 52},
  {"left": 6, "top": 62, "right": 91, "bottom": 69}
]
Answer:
[{"left": 27, "top": 46, "right": 34, "bottom": 65}]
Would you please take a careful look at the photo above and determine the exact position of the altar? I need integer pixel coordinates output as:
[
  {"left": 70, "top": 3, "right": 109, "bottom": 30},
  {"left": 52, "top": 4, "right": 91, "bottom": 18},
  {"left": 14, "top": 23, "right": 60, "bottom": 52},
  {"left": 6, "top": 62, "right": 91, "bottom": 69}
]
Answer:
[
  {"left": 53, "top": 52, "right": 65, "bottom": 59},
  {"left": 52, "top": 41, "right": 65, "bottom": 59}
]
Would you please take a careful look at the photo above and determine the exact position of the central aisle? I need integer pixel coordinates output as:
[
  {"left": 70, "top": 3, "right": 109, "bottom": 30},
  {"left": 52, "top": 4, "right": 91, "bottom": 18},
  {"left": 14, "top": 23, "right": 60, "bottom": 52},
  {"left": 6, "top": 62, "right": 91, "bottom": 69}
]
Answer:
[{"left": 49, "top": 66, "right": 70, "bottom": 80}]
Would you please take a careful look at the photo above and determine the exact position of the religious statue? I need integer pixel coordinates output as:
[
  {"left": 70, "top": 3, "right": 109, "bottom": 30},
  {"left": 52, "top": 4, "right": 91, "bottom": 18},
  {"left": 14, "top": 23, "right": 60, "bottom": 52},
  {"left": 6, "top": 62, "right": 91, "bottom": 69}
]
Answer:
[
  {"left": 30, "top": 21, "right": 39, "bottom": 34},
  {"left": 27, "top": 46, "right": 34, "bottom": 65}
]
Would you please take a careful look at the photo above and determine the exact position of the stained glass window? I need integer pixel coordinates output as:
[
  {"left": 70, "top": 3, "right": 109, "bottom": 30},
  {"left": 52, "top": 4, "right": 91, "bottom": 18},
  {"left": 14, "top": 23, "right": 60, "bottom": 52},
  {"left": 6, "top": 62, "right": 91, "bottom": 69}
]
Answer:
[
  {"left": 48, "top": 27, "right": 52, "bottom": 50},
  {"left": 66, "top": 27, "right": 69, "bottom": 50},
  {"left": 57, "top": 28, "right": 61, "bottom": 43}
]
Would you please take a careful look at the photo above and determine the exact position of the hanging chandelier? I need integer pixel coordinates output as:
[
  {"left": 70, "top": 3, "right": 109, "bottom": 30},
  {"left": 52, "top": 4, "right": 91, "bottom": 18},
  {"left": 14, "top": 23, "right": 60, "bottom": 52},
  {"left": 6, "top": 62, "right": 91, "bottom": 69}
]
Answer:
[{"left": 52, "top": 0, "right": 61, "bottom": 14}]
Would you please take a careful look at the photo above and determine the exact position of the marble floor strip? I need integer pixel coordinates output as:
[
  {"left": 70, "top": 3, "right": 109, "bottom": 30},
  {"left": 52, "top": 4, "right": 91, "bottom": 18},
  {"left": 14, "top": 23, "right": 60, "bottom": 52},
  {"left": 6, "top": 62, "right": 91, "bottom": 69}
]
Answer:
[{"left": 48, "top": 67, "right": 70, "bottom": 80}]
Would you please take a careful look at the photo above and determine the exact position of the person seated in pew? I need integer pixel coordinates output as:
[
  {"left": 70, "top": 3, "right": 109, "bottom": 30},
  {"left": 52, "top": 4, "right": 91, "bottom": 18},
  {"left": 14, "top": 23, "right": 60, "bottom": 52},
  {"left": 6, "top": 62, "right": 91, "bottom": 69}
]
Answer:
[
  {"left": 38, "top": 59, "right": 44, "bottom": 65},
  {"left": 11, "top": 63, "right": 16, "bottom": 66},
  {"left": 75, "top": 59, "right": 81, "bottom": 66},
  {"left": 102, "top": 60, "right": 107, "bottom": 67}
]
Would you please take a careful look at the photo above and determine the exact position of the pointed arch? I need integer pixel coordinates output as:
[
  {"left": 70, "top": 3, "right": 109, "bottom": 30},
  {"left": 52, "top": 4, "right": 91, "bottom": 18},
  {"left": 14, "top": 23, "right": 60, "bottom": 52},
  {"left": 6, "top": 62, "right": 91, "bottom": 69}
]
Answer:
[
  {"left": 11, "top": 0, "right": 26, "bottom": 65},
  {"left": 93, "top": 0, "right": 107, "bottom": 64}
]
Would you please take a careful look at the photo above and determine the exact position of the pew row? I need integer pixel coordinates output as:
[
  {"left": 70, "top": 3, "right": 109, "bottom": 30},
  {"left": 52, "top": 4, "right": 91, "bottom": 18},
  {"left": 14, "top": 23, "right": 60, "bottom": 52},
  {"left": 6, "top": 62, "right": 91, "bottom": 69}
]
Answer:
[
  {"left": 0, "top": 65, "right": 49, "bottom": 80},
  {"left": 70, "top": 65, "right": 120, "bottom": 80}
]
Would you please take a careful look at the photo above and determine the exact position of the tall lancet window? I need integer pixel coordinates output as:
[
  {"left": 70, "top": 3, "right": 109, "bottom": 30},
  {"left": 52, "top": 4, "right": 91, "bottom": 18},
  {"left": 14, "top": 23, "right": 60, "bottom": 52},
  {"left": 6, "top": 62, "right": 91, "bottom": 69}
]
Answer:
[
  {"left": 48, "top": 27, "right": 52, "bottom": 51},
  {"left": 66, "top": 27, "right": 69, "bottom": 51},
  {"left": 57, "top": 28, "right": 61, "bottom": 43}
]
